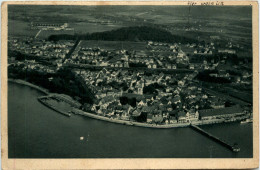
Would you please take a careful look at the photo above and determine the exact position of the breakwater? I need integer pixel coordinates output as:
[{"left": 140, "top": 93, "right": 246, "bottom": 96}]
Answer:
[
  {"left": 38, "top": 97, "right": 71, "bottom": 117},
  {"left": 48, "top": 94, "right": 81, "bottom": 108},
  {"left": 190, "top": 124, "right": 240, "bottom": 152}
]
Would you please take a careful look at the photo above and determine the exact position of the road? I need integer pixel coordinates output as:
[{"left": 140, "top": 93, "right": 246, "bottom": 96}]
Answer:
[{"left": 65, "top": 63, "right": 195, "bottom": 73}]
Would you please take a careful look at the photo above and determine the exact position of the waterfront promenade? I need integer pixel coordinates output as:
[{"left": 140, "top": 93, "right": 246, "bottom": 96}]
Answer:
[
  {"left": 71, "top": 108, "right": 190, "bottom": 128},
  {"left": 71, "top": 108, "right": 247, "bottom": 129}
]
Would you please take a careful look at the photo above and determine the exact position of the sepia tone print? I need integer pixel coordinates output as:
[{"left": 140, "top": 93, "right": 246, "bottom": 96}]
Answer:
[{"left": 1, "top": 1, "right": 259, "bottom": 169}]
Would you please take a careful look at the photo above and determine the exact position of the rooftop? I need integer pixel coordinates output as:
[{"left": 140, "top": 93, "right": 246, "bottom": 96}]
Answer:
[{"left": 199, "top": 105, "right": 243, "bottom": 117}]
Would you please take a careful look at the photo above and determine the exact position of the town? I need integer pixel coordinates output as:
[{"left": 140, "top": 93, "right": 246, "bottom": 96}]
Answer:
[{"left": 8, "top": 23, "right": 253, "bottom": 127}]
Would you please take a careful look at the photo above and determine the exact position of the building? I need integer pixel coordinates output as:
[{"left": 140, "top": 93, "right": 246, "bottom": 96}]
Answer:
[
  {"left": 31, "top": 22, "right": 70, "bottom": 30},
  {"left": 146, "top": 113, "right": 153, "bottom": 123},
  {"left": 199, "top": 105, "right": 244, "bottom": 120},
  {"left": 218, "top": 49, "right": 236, "bottom": 54},
  {"left": 189, "top": 64, "right": 194, "bottom": 69},
  {"left": 177, "top": 111, "right": 187, "bottom": 123}
]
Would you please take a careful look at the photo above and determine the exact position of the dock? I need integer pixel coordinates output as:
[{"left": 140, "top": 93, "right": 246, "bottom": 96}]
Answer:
[
  {"left": 190, "top": 124, "right": 240, "bottom": 152},
  {"left": 37, "top": 97, "right": 71, "bottom": 117}
]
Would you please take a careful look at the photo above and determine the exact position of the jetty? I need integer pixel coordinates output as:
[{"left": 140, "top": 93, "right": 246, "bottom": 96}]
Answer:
[
  {"left": 190, "top": 124, "right": 240, "bottom": 152},
  {"left": 37, "top": 97, "right": 71, "bottom": 117}
]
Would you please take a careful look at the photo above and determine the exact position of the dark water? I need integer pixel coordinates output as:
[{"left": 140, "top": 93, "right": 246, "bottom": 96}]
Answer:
[{"left": 8, "top": 82, "right": 253, "bottom": 158}]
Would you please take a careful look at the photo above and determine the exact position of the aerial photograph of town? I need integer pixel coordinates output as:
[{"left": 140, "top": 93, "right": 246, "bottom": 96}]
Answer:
[{"left": 7, "top": 5, "right": 253, "bottom": 158}]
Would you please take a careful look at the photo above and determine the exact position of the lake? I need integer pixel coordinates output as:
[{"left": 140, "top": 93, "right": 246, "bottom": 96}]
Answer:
[{"left": 8, "top": 82, "right": 253, "bottom": 158}]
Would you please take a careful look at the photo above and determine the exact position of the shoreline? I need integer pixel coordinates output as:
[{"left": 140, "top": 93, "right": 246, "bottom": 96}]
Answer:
[
  {"left": 9, "top": 78, "right": 248, "bottom": 128},
  {"left": 8, "top": 79, "right": 49, "bottom": 95},
  {"left": 71, "top": 108, "right": 190, "bottom": 128},
  {"left": 71, "top": 108, "right": 247, "bottom": 128}
]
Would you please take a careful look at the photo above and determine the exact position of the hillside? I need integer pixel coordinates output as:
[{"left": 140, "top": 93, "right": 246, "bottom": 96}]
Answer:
[{"left": 48, "top": 26, "right": 197, "bottom": 43}]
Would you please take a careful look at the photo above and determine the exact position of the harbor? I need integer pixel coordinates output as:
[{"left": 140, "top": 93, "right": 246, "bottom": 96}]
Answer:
[
  {"left": 9, "top": 79, "right": 250, "bottom": 154},
  {"left": 37, "top": 96, "right": 72, "bottom": 117},
  {"left": 9, "top": 81, "right": 253, "bottom": 158}
]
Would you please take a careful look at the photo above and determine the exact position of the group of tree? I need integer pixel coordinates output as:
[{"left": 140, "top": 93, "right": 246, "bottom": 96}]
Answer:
[
  {"left": 143, "top": 83, "right": 164, "bottom": 95},
  {"left": 48, "top": 26, "right": 197, "bottom": 44},
  {"left": 190, "top": 53, "right": 241, "bottom": 65},
  {"left": 196, "top": 70, "right": 231, "bottom": 84},
  {"left": 129, "top": 63, "right": 147, "bottom": 68},
  {"left": 119, "top": 96, "right": 136, "bottom": 107},
  {"left": 8, "top": 66, "right": 95, "bottom": 104}
]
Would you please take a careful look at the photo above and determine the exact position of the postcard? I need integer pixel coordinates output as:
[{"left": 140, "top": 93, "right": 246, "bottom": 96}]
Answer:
[{"left": 1, "top": 1, "right": 259, "bottom": 169}]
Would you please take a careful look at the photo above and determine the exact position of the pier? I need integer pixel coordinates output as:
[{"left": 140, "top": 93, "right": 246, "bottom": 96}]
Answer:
[
  {"left": 37, "top": 97, "right": 71, "bottom": 117},
  {"left": 190, "top": 124, "right": 240, "bottom": 152}
]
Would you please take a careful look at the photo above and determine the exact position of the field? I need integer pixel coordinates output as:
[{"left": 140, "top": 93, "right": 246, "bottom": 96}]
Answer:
[
  {"left": 79, "top": 40, "right": 147, "bottom": 51},
  {"left": 8, "top": 19, "right": 123, "bottom": 39},
  {"left": 8, "top": 19, "right": 75, "bottom": 39},
  {"left": 8, "top": 20, "right": 38, "bottom": 37},
  {"left": 37, "top": 30, "right": 75, "bottom": 39},
  {"left": 73, "top": 22, "right": 123, "bottom": 34}
]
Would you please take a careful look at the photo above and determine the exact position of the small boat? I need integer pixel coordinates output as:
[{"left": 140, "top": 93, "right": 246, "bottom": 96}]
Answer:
[
  {"left": 232, "top": 143, "right": 240, "bottom": 152},
  {"left": 240, "top": 118, "right": 253, "bottom": 124},
  {"left": 232, "top": 146, "right": 240, "bottom": 152},
  {"left": 80, "top": 136, "right": 84, "bottom": 140}
]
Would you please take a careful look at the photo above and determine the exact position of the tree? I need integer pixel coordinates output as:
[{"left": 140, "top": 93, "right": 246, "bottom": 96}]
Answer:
[{"left": 120, "top": 96, "right": 128, "bottom": 105}]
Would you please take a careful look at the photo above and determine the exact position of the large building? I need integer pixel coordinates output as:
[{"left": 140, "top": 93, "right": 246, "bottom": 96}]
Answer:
[
  {"left": 30, "top": 22, "right": 70, "bottom": 30},
  {"left": 199, "top": 105, "right": 244, "bottom": 120}
]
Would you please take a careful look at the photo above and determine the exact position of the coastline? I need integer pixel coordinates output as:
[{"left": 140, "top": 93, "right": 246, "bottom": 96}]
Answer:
[
  {"left": 71, "top": 108, "right": 247, "bottom": 128},
  {"left": 8, "top": 79, "right": 49, "bottom": 95},
  {"left": 9, "top": 78, "right": 248, "bottom": 129}
]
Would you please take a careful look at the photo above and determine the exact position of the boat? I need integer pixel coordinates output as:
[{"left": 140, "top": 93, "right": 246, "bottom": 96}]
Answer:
[
  {"left": 232, "top": 146, "right": 240, "bottom": 152},
  {"left": 240, "top": 118, "right": 253, "bottom": 124}
]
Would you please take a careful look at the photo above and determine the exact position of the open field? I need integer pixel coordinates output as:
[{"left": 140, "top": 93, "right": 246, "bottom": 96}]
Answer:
[
  {"left": 8, "top": 20, "right": 75, "bottom": 39},
  {"left": 73, "top": 22, "right": 123, "bottom": 34},
  {"left": 37, "top": 30, "right": 75, "bottom": 39},
  {"left": 8, "top": 20, "right": 38, "bottom": 37},
  {"left": 8, "top": 5, "right": 252, "bottom": 46}
]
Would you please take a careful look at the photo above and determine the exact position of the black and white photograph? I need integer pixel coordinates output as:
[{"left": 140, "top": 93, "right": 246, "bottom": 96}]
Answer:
[{"left": 2, "top": 1, "right": 259, "bottom": 168}]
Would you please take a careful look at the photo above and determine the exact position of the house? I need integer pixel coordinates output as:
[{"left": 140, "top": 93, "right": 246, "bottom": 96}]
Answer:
[
  {"left": 178, "top": 80, "right": 185, "bottom": 87},
  {"left": 218, "top": 49, "right": 236, "bottom": 54},
  {"left": 204, "top": 65, "right": 209, "bottom": 70},
  {"left": 137, "top": 99, "right": 147, "bottom": 107},
  {"left": 189, "top": 64, "right": 194, "bottom": 69},
  {"left": 219, "top": 70, "right": 230, "bottom": 78},
  {"left": 211, "top": 101, "right": 225, "bottom": 109},
  {"left": 137, "top": 81, "right": 144, "bottom": 95},
  {"left": 177, "top": 51, "right": 185, "bottom": 58},
  {"left": 166, "top": 63, "right": 172, "bottom": 69},
  {"left": 177, "top": 111, "right": 187, "bottom": 123},
  {"left": 148, "top": 41, "right": 153, "bottom": 45},
  {"left": 146, "top": 113, "right": 153, "bottom": 123},
  {"left": 169, "top": 116, "right": 178, "bottom": 124},
  {"left": 210, "top": 97, "right": 225, "bottom": 109},
  {"left": 152, "top": 114, "right": 163, "bottom": 124},
  {"left": 187, "top": 109, "right": 199, "bottom": 121},
  {"left": 172, "top": 95, "right": 181, "bottom": 104}
]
